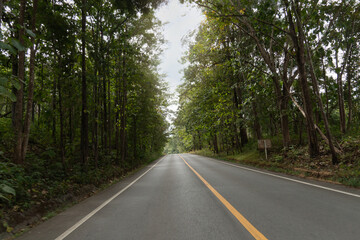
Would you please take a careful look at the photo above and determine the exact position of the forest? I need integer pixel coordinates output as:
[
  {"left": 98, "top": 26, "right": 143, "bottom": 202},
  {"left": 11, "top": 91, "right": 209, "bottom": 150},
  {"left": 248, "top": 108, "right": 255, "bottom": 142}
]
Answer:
[
  {"left": 170, "top": 0, "right": 360, "bottom": 185},
  {"left": 1, "top": 0, "right": 360, "bottom": 237},
  {"left": 0, "top": 0, "right": 169, "bottom": 233}
]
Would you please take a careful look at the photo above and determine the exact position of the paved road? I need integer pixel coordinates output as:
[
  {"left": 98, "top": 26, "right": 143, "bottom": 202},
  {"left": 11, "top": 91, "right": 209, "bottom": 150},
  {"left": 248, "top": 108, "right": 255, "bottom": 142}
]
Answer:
[{"left": 18, "top": 154, "right": 360, "bottom": 240}]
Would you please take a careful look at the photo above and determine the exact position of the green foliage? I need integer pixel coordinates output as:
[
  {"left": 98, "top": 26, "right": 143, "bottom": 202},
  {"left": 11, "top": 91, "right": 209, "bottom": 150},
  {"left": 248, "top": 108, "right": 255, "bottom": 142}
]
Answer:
[
  {"left": 0, "top": 162, "right": 29, "bottom": 206},
  {"left": 0, "top": 0, "right": 169, "bottom": 231},
  {"left": 0, "top": 74, "right": 23, "bottom": 103},
  {"left": 0, "top": 183, "right": 16, "bottom": 202},
  {"left": 273, "top": 155, "right": 284, "bottom": 163},
  {"left": 176, "top": 0, "right": 360, "bottom": 165}
]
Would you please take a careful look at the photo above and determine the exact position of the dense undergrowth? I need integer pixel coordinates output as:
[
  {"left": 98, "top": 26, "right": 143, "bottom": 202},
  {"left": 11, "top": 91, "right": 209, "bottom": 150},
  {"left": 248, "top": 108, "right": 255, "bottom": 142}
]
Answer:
[
  {"left": 0, "top": 118, "right": 162, "bottom": 236},
  {"left": 191, "top": 133, "right": 360, "bottom": 188},
  {"left": 0, "top": 154, "right": 161, "bottom": 236}
]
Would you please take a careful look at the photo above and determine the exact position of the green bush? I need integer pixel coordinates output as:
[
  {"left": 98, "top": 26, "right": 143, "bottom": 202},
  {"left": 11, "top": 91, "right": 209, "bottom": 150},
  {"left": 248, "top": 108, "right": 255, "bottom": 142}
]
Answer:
[{"left": 0, "top": 162, "right": 30, "bottom": 207}]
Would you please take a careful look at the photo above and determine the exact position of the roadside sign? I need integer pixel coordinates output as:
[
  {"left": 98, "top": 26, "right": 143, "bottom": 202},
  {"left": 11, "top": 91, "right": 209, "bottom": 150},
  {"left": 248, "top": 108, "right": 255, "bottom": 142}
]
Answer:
[{"left": 258, "top": 139, "right": 271, "bottom": 160}]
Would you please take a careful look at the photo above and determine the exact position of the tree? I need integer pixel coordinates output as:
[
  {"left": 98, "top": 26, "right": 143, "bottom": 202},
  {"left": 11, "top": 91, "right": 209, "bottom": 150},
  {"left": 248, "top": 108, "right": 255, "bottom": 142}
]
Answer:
[{"left": 176, "top": 0, "right": 359, "bottom": 164}]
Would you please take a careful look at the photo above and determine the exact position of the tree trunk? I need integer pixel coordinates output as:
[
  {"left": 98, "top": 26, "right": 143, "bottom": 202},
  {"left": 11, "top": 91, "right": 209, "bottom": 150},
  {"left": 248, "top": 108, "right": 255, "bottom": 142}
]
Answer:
[
  {"left": 107, "top": 73, "right": 111, "bottom": 151},
  {"left": 102, "top": 74, "right": 107, "bottom": 150},
  {"left": 92, "top": 12, "right": 100, "bottom": 167},
  {"left": 197, "top": 130, "right": 202, "bottom": 150},
  {"left": 133, "top": 115, "right": 137, "bottom": 161},
  {"left": 280, "top": 84, "right": 290, "bottom": 148},
  {"left": 120, "top": 49, "right": 127, "bottom": 164},
  {"left": 21, "top": 0, "right": 38, "bottom": 162},
  {"left": 284, "top": 0, "right": 319, "bottom": 157},
  {"left": 81, "top": 0, "right": 89, "bottom": 167},
  {"left": 52, "top": 75, "right": 56, "bottom": 144},
  {"left": 236, "top": 18, "right": 290, "bottom": 149},
  {"left": 31, "top": 102, "right": 35, "bottom": 122},
  {"left": 335, "top": 49, "right": 346, "bottom": 134},
  {"left": 13, "top": 0, "right": 26, "bottom": 164},
  {"left": 37, "top": 104, "right": 40, "bottom": 124},
  {"left": 240, "top": 127, "right": 248, "bottom": 146},
  {"left": 292, "top": 1, "right": 338, "bottom": 164},
  {"left": 213, "top": 134, "right": 219, "bottom": 154},
  {"left": 346, "top": 64, "right": 352, "bottom": 131},
  {"left": 93, "top": 73, "right": 99, "bottom": 168},
  {"left": 251, "top": 95, "right": 262, "bottom": 140},
  {"left": 234, "top": 123, "right": 241, "bottom": 151},
  {"left": 306, "top": 46, "right": 338, "bottom": 163},
  {"left": 57, "top": 62, "right": 66, "bottom": 171},
  {"left": 115, "top": 55, "right": 120, "bottom": 165},
  {"left": 234, "top": 85, "right": 248, "bottom": 146},
  {"left": 11, "top": 53, "right": 18, "bottom": 127},
  {"left": 298, "top": 115, "right": 303, "bottom": 146},
  {"left": 322, "top": 58, "right": 330, "bottom": 119},
  {"left": 69, "top": 106, "right": 73, "bottom": 144}
]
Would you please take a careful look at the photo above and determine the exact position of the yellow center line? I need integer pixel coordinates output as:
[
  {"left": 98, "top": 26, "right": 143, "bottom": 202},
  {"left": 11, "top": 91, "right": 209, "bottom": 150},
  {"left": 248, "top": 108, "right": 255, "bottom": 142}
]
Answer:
[{"left": 179, "top": 154, "right": 268, "bottom": 240}]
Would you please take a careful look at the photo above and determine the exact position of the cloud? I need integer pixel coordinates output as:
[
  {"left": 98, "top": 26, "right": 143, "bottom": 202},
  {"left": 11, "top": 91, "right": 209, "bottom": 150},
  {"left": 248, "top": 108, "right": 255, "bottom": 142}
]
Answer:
[{"left": 155, "top": 1, "right": 204, "bottom": 94}]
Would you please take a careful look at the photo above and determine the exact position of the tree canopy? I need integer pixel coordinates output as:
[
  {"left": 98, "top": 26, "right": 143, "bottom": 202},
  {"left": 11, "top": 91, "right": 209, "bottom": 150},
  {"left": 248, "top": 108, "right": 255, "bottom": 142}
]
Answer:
[
  {"left": 0, "top": 0, "right": 168, "bottom": 212},
  {"left": 173, "top": 0, "right": 360, "bottom": 164}
]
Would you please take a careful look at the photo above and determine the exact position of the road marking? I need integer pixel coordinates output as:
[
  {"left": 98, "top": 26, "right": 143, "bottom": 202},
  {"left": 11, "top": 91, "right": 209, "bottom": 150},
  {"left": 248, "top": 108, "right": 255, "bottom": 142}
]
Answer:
[
  {"left": 195, "top": 154, "right": 360, "bottom": 199},
  {"left": 55, "top": 156, "right": 166, "bottom": 240},
  {"left": 179, "top": 155, "right": 268, "bottom": 240}
]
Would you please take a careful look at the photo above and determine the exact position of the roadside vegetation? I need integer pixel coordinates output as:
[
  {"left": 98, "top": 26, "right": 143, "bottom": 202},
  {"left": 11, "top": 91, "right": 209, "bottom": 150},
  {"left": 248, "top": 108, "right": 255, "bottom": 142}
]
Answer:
[
  {"left": 190, "top": 136, "right": 360, "bottom": 188},
  {"left": 168, "top": 1, "right": 360, "bottom": 187},
  {"left": 0, "top": 0, "right": 168, "bottom": 236}
]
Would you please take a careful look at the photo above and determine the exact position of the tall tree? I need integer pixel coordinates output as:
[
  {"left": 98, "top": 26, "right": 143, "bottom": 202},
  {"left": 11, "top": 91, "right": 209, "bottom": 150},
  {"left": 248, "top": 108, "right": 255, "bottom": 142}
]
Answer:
[
  {"left": 21, "top": 0, "right": 38, "bottom": 162},
  {"left": 81, "top": 0, "right": 89, "bottom": 167},
  {"left": 13, "top": 0, "right": 26, "bottom": 164}
]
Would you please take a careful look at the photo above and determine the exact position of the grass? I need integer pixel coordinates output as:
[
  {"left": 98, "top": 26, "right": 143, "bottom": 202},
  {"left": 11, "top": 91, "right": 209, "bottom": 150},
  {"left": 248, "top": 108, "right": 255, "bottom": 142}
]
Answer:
[{"left": 191, "top": 146, "right": 360, "bottom": 189}]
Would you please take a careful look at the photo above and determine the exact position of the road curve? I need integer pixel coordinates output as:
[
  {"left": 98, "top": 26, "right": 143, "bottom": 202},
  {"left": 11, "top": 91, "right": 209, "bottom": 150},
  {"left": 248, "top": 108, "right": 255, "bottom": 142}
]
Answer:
[{"left": 18, "top": 154, "right": 360, "bottom": 240}]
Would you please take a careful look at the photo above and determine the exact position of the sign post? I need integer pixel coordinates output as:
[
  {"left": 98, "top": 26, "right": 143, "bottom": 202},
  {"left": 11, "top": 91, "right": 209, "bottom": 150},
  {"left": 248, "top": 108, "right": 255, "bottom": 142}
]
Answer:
[{"left": 258, "top": 139, "right": 272, "bottom": 160}]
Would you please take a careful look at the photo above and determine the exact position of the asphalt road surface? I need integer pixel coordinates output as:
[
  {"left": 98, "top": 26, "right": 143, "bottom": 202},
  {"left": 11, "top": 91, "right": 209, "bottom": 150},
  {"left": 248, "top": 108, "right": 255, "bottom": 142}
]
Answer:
[{"left": 18, "top": 154, "right": 360, "bottom": 240}]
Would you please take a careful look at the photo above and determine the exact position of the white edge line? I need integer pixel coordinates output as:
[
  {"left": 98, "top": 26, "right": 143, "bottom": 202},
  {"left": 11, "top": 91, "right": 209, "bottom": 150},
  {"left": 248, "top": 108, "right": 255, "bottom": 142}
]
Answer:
[
  {"left": 190, "top": 154, "right": 360, "bottom": 199},
  {"left": 55, "top": 156, "right": 166, "bottom": 240}
]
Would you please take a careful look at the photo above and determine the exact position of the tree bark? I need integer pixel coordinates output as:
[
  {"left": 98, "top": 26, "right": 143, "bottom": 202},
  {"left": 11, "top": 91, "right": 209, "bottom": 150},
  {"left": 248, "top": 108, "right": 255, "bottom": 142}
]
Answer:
[
  {"left": 102, "top": 74, "right": 107, "bottom": 150},
  {"left": 57, "top": 58, "right": 66, "bottom": 171},
  {"left": 284, "top": 0, "right": 319, "bottom": 157},
  {"left": 14, "top": 0, "right": 26, "bottom": 164},
  {"left": 305, "top": 41, "right": 338, "bottom": 164},
  {"left": 69, "top": 106, "right": 73, "bottom": 144},
  {"left": 11, "top": 53, "right": 18, "bottom": 127},
  {"left": 81, "top": 0, "right": 89, "bottom": 167},
  {"left": 107, "top": 71, "right": 111, "bottom": 151},
  {"left": 280, "top": 49, "right": 292, "bottom": 148},
  {"left": 346, "top": 63, "right": 353, "bottom": 131},
  {"left": 133, "top": 115, "right": 137, "bottom": 160},
  {"left": 52, "top": 74, "right": 56, "bottom": 144},
  {"left": 93, "top": 71, "right": 99, "bottom": 168},
  {"left": 251, "top": 94, "right": 262, "bottom": 140},
  {"left": 322, "top": 57, "right": 330, "bottom": 119},
  {"left": 115, "top": 54, "right": 121, "bottom": 164},
  {"left": 291, "top": 0, "right": 338, "bottom": 164},
  {"left": 120, "top": 49, "right": 127, "bottom": 164},
  {"left": 336, "top": 39, "right": 353, "bottom": 134},
  {"left": 21, "top": 0, "right": 38, "bottom": 162},
  {"left": 335, "top": 49, "right": 346, "bottom": 134}
]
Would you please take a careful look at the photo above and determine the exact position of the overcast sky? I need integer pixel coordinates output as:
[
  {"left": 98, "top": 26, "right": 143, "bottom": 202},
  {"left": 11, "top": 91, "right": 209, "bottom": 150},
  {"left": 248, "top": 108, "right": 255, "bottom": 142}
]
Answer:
[{"left": 155, "top": 1, "right": 204, "bottom": 113}]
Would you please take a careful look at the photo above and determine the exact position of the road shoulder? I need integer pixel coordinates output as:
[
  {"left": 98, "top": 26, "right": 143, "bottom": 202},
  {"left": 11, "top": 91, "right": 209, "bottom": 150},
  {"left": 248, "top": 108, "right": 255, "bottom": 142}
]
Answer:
[{"left": 12, "top": 157, "right": 164, "bottom": 240}]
